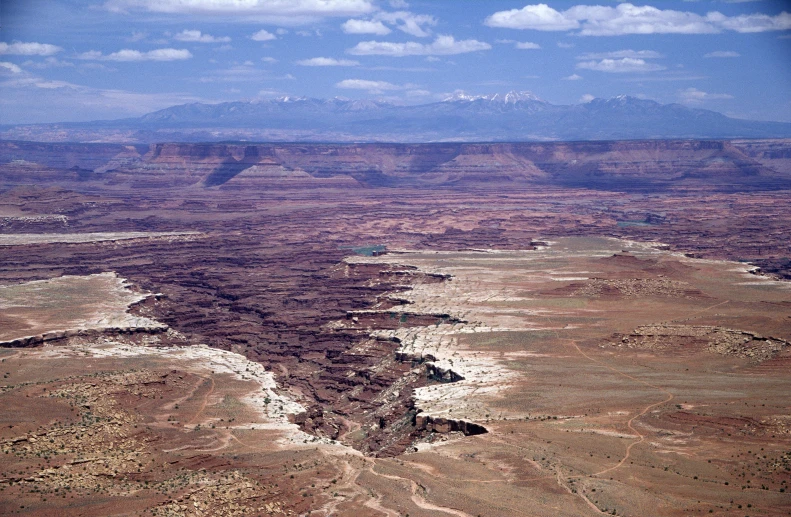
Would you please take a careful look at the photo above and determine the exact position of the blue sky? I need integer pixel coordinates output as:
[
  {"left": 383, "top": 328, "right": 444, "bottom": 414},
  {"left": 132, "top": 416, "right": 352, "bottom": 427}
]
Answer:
[{"left": 1, "top": 0, "right": 790, "bottom": 124}]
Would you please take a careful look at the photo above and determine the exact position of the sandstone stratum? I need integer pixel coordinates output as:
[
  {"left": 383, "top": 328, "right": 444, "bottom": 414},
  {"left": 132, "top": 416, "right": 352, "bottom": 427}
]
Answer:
[
  {"left": 1, "top": 139, "right": 790, "bottom": 192},
  {"left": 1, "top": 138, "right": 791, "bottom": 516}
]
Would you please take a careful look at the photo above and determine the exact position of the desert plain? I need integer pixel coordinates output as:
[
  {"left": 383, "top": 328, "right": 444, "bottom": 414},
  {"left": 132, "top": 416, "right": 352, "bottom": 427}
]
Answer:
[{"left": 0, "top": 139, "right": 790, "bottom": 516}]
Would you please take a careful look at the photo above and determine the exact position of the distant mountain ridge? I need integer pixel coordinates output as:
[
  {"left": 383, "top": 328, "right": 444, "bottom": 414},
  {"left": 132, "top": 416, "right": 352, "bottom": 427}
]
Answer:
[{"left": 2, "top": 91, "right": 790, "bottom": 143}]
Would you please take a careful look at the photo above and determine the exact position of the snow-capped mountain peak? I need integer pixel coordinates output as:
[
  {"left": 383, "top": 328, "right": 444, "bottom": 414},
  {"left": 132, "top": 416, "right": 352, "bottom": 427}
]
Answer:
[{"left": 443, "top": 90, "right": 544, "bottom": 103}]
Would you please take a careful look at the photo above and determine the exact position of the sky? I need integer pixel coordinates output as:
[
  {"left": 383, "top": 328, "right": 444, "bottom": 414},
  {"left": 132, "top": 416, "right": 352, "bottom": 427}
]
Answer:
[{"left": 1, "top": 0, "right": 790, "bottom": 124}]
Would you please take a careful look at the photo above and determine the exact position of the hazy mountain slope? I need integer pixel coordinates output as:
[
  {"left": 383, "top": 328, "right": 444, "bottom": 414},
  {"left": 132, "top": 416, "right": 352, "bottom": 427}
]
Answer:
[{"left": 2, "top": 92, "right": 790, "bottom": 143}]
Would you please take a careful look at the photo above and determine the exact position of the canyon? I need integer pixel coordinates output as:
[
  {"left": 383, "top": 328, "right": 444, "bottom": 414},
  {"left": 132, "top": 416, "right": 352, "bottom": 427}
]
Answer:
[{"left": 1, "top": 138, "right": 791, "bottom": 516}]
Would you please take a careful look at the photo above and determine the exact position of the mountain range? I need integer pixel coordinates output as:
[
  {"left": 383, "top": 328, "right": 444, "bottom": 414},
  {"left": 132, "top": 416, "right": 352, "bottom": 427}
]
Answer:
[{"left": 2, "top": 91, "right": 790, "bottom": 143}]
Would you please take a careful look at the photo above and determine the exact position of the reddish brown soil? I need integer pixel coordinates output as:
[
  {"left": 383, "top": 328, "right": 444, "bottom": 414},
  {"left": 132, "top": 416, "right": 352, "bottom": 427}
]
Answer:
[{"left": 1, "top": 139, "right": 791, "bottom": 515}]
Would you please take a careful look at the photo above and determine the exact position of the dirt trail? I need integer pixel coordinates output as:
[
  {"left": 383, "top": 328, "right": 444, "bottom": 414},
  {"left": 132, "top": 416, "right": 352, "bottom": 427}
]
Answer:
[
  {"left": 186, "top": 376, "right": 216, "bottom": 426},
  {"left": 574, "top": 299, "right": 732, "bottom": 476},
  {"left": 368, "top": 462, "right": 473, "bottom": 517},
  {"left": 566, "top": 339, "right": 674, "bottom": 477},
  {"left": 555, "top": 468, "right": 607, "bottom": 515},
  {"left": 668, "top": 300, "right": 731, "bottom": 325}
]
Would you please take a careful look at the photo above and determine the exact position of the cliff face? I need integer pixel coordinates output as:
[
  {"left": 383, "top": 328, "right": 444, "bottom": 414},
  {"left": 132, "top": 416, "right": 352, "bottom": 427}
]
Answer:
[{"left": 1, "top": 139, "right": 790, "bottom": 192}]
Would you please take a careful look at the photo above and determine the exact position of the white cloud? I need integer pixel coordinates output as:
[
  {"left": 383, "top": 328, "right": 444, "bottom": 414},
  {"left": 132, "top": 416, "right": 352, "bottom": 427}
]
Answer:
[
  {"left": 710, "top": 11, "right": 791, "bottom": 33},
  {"left": 104, "top": 0, "right": 376, "bottom": 23},
  {"left": 199, "top": 63, "right": 267, "bottom": 82},
  {"left": 485, "top": 4, "right": 580, "bottom": 31},
  {"left": 678, "top": 87, "right": 734, "bottom": 104},
  {"left": 576, "top": 50, "right": 662, "bottom": 60},
  {"left": 174, "top": 30, "right": 231, "bottom": 43},
  {"left": 127, "top": 31, "right": 148, "bottom": 42},
  {"left": 376, "top": 11, "right": 437, "bottom": 37},
  {"left": 620, "top": 72, "right": 708, "bottom": 82},
  {"left": 296, "top": 57, "right": 359, "bottom": 66},
  {"left": 577, "top": 57, "right": 666, "bottom": 73},
  {"left": 557, "top": 41, "right": 574, "bottom": 48},
  {"left": 22, "top": 57, "right": 76, "bottom": 69},
  {"left": 0, "top": 61, "right": 23, "bottom": 74},
  {"left": 570, "top": 4, "right": 718, "bottom": 36},
  {"left": 348, "top": 35, "right": 491, "bottom": 57},
  {"left": 367, "top": 65, "right": 436, "bottom": 72},
  {"left": 257, "top": 88, "right": 283, "bottom": 98},
  {"left": 342, "top": 19, "right": 392, "bottom": 35},
  {"left": 564, "top": 73, "right": 583, "bottom": 80},
  {"left": 261, "top": 57, "right": 278, "bottom": 63},
  {"left": 703, "top": 50, "right": 740, "bottom": 58},
  {"left": 78, "top": 48, "right": 193, "bottom": 62},
  {"left": 484, "top": 3, "right": 791, "bottom": 36},
  {"left": 580, "top": 93, "right": 595, "bottom": 103},
  {"left": 0, "top": 42, "right": 63, "bottom": 56},
  {"left": 251, "top": 29, "right": 277, "bottom": 41},
  {"left": 0, "top": 70, "right": 207, "bottom": 123},
  {"left": 496, "top": 39, "right": 541, "bottom": 49},
  {"left": 335, "top": 78, "right": 408, "bottom": 93},
  {"left": 344, "top": 11, "right": 437, "bottom": 37}
]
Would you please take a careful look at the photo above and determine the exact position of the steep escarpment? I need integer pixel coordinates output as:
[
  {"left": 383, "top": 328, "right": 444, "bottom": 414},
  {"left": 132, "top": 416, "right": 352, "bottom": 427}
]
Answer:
[
  {"left": 0, "top": 141, "right": 145, "bottom": 171},
  {"left": 2, "top": 139, "right": 789, "bottom": 192}
]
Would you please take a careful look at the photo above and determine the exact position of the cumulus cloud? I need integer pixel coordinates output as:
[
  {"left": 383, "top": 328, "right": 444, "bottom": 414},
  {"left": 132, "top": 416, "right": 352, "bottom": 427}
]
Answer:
[
  {"left": 496, "top": 39, "right": 541, "bottom": 49},
  {"left": 0, "top": 41, "right": 63, "bottom": 56},
  {"left": 484, "top": 3, "right": 791, "bottom": 36},
  {"left": 704, "top": 50, "right": 740, "bottom": 58},
  {"left": 78, "top": 48, "right": 192, "bottom": 61},
  {"left": 576, "top": 49, "right": 662, "bottom": 60},
  {"left": 335, "top": 78, "right": 409, "bottom": 93},
  {"left": 485, "top": 4, "right": 580, "bottom": 31},
  {"left": 576, "top": 57, "right": 666, "bottom": 73},
  {"left": 0, "top": 61, "right": 23, "bottom": 74},
  {"left": 342, "top": 19, "right": 392, "bottom": 35},
  {"left": 569, "top": 4, "right": 718, "bottom": 36},
  {"left": 710, "top": 11, "right": 791, "bottom": 33},
  {"left": 0, "top": 69, "right": 207, "bottom": 123},
  {"left": 580, "top": 93, "right": 595, "bottom": 103},
  {"left": 343, "top": 11, "right": 436, "bottom": 37},
  {"left": 251, "top": 29, "right": 277, "bottom": 41},
  {"left": 174, "top": 30, "right": 231, "bottom": 43},
  {"left": 376, "top": 11, "right": 437, "bottom": 37},
  {"left": 348, "top": 35, "right": 491, "bottom": 56},
  {"left": 104, "top": 0, "right": 376, "bottom": 23},
  {"left": 296, "top": 57, "right": 359, "bottom": 66},
  {"left": 564, "top": 73, "right": 583, "bottom": 80},
  {"left": 678, "top": 87, "right": 734, "bottom": 104},
  {"left": 22, "top": 57, "right": 76, "bottom": 69}
]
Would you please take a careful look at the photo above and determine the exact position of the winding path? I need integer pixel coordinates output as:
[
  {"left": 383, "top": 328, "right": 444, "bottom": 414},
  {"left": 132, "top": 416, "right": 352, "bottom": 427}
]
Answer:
[
  {"left": 566, "top": 339, "right": 674, "bottom": 477},
  {"left": 186, "top": 376, "right": 216, "bottom": 426}
]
